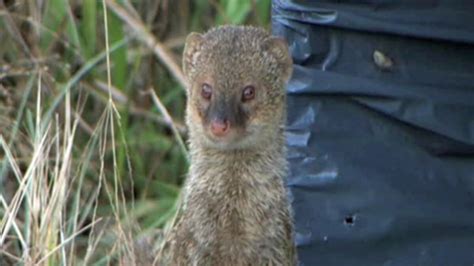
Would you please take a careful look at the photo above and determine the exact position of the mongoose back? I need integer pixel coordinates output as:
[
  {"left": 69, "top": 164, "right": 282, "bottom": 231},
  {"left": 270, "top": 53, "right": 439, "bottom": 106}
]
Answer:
[{"left": 158, "top": 25, "right": 296, "bottom": 265}]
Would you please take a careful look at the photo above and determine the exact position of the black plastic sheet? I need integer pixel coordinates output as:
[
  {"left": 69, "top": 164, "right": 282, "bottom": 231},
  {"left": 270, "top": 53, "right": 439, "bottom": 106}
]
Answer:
[{"left": 272, "top": 1, "right": 474, "bottom": 265}]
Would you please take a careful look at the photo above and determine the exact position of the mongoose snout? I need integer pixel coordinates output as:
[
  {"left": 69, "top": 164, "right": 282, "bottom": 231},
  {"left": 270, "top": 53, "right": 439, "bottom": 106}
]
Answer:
[{"left": 209, "top": 118, "right": 230, "bottom": 137}]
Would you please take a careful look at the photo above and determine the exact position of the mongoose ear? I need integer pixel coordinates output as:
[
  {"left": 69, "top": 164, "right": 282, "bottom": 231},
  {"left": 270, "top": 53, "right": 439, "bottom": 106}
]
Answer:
[
  {"left": 263, "top": 37, "right": 293, "bottom": 82},
  {"left": 183, "top": 32, "right": 205, "bottom": 77}
]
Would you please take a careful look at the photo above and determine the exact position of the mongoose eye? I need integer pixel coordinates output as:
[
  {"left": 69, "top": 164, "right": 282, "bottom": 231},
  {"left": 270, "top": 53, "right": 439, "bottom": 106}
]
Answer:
[
  {"left": 201, "top": 83, "right": 213, "bottom": 100},
  {"left": 242, "top": 85, "right": 255, "bottom": 102}
]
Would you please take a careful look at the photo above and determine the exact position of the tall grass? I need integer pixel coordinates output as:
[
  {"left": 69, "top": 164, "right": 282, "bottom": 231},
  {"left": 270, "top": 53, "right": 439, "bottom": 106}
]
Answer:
[{"left": 0, "top": 0, "right": 271, "bottom": 264}]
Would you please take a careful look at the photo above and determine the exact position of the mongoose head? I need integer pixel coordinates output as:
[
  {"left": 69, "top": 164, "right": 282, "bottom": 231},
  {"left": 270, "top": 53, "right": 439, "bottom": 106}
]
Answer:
[{"left": 183, "top": 25, "right": 292, "bottom": 150}]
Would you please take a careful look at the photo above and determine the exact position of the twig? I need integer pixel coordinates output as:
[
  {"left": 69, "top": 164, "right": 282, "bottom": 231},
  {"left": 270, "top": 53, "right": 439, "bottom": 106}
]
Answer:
[
  {"left": 93, "top": 80, "right": 127, "bottom": 103},
  {"left": 105, "top": 0, "right": 187, "bottom": 90},
  {"left": 73, "top": 110, "right": 94, "bottom": 136},
  {"left": 129, "top": 108, "right": 186, "bottom": 134},
  {"left": 147, "top": 89, "right": 188, "bottom": 159},
  {"left": 90, "top": 81, "right": 187, "bottom": 134}
]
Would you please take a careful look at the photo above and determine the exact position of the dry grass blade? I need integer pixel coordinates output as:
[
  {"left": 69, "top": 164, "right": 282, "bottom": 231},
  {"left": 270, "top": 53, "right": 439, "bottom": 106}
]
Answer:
[
  {"left": 43, "top": 37, "right": 129, "bottom": 125},
  {"left": 92, "top": 80, "right": 187, "bottom": 134},
  {"left": 105, "top": 0, "right": 187, "bottom": 90},
  {"left": 0, "top": 0, "right": 33, "bottom": 57},
  {"left": 148, "top": 89, "right": 188, "bottom": 159},
  {"left": 94, "top": 1, "right": 137, "bottom": 262},
  {"left": 35, "top": 217, "right": 103, "bottom": 265},
  {"left": 0, "top": 194, "right": 26, "bottom": 250},
  {"left": 0, "top": 127, "right": 50, "bottom": 245}
]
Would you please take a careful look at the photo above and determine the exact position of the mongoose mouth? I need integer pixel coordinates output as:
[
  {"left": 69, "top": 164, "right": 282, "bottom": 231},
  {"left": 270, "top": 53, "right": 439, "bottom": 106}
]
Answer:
[
  {"left": 204, "top": 125, "right": 251, "bottom": 150},
  {"left": 206, "top": 126, "right": 239, "bottom": 142}
]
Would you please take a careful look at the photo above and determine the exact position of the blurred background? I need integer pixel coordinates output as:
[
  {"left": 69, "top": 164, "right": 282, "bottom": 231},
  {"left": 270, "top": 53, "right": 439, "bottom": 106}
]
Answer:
[{"left": 0, "top": 0, "right": 271, "bottom": 264}]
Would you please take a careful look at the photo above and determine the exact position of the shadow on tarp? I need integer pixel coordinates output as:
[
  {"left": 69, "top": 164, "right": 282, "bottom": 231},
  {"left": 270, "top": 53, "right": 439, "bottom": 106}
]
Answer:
[{"left": 273, "top": 1, "right": 474, "bottom": 265}]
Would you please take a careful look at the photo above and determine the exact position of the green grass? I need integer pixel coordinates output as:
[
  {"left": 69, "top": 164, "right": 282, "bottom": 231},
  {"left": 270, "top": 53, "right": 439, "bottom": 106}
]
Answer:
[{"left": 0, "top": 0, "right": 271, "bottom": 264}]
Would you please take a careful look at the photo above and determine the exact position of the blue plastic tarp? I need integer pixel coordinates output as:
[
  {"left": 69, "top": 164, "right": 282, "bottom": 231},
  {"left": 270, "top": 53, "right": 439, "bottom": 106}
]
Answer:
[{"left": 273, "top": 1, "right": 474, "bottom": 265}]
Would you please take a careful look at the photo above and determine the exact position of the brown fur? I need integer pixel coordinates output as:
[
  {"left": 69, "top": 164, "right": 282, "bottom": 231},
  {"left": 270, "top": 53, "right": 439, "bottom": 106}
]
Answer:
[{"left": 158, "top": 25, "right": 296, "bottom": 266}]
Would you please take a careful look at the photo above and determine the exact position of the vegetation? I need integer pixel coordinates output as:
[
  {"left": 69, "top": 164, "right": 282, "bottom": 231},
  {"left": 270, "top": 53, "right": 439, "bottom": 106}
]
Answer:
[{"left": 0, "top": 0, "right": 271, "bottom": 264}]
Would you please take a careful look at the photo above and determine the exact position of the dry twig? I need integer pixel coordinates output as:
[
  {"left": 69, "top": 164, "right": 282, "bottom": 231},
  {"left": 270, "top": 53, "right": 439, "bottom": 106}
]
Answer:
[
  {"left": 147, "top": 89, "right": 188, "bottom": 159},
  {"left": 105, "top": 0, "right": 187, "bottom": 90}
]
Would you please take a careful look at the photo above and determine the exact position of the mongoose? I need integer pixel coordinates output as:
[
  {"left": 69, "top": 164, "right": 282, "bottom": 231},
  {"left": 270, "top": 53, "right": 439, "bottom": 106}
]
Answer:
[{"left": 158, "top": 25, "right": 296, "bottom": 265}]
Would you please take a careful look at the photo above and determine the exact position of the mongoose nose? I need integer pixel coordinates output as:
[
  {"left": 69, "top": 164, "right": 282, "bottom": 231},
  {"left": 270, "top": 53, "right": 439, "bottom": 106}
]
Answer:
[{"left": 210, "top": 120, "right": 230, "bottom": 137}]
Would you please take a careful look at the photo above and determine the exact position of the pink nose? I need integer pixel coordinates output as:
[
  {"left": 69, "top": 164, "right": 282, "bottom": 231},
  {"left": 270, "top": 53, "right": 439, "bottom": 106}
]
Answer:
[{"left": 210, "top": 120, "right": 230, "bottom": 137}]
